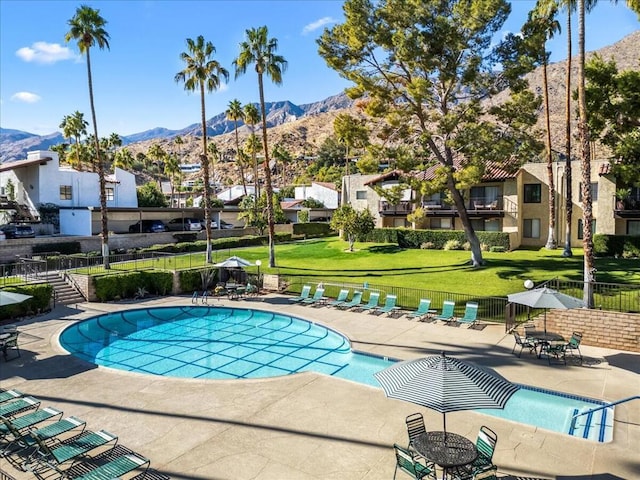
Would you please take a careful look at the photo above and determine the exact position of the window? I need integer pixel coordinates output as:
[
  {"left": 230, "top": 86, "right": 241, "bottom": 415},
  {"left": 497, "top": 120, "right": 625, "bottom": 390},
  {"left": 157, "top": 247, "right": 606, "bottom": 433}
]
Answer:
[
  {"left": 578, "top": 182, "right": 599, "bottom": 201},
  {"left": 627, "top": 221, "right": 640, "bottom": 236},
  {"left": 523, "top": 219, "right": 540, "bottom": 238},
  {"left": 524, "top": 184, "right": 541, "bottom": 203},
  {"left": 355, "top": 190, "right": 367, "bottom": 200},
  {"left": 429, "top": 218, "right": 451, "bottom": 230},
  {"left": 577, "top": 219, "right": 597, "bottom": 239},
  {"left": 60, "top": 185, "right": 72, "bottom": 200},
  {"left": 106, "top": 187, "right": 114, "bottom": 201}
]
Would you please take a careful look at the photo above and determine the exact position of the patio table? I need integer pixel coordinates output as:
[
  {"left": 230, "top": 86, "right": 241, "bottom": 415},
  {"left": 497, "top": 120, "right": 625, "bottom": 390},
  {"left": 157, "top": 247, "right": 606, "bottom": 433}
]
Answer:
[
  {"left": 413, "top": 431, "right": 477, "bottom": 479},
  {"left": 525, "top": 330, "right": 565, "bottom": 358}
]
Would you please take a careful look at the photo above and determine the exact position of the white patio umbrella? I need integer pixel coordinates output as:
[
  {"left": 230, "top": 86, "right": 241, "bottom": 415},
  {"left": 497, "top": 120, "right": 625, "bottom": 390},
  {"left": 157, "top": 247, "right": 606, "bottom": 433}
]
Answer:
[
  {"left": 213, "top": 256, "right": 254, "bottom": 269},
  {"left": 374, "top": 352, "right": 519, "bottom": 434},
  {"left": 0, "top": 290, "right": 33, "bottom": 307},
  {"left": 508, "top": 287, "right": 585, "bottom": 334}
]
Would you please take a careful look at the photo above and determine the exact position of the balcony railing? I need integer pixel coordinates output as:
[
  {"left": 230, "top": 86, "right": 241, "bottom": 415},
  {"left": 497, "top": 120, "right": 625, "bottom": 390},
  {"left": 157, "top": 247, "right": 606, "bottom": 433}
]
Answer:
[{"left": 379, "top": 201, "right": 413, "bottom": 215}]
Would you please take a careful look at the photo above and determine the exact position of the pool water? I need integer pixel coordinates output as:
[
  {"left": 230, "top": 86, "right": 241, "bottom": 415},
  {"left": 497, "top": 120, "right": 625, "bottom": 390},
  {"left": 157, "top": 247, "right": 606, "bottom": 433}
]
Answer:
[{"left": 60, "top": 306, "right": 613, "bottom": 442}]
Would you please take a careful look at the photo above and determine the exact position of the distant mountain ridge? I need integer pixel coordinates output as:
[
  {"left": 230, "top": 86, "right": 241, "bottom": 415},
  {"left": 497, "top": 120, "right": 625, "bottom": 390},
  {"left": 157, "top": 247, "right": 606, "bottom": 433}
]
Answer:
[{"left": 0, "top": 92, "right": 353, "bottom": 162}]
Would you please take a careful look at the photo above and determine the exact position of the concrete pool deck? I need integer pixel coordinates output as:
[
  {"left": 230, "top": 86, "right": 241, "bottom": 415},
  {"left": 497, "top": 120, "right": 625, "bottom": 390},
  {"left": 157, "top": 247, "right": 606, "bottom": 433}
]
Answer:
[{"left": 1, "top": 294, "right": 638, "bottom": 479}]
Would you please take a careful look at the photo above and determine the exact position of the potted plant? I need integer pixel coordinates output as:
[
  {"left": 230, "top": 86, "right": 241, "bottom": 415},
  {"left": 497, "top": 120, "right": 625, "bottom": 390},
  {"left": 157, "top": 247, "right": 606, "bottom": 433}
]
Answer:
[{"left": 615, "top": 188, "right": 631, "bottom": 210}]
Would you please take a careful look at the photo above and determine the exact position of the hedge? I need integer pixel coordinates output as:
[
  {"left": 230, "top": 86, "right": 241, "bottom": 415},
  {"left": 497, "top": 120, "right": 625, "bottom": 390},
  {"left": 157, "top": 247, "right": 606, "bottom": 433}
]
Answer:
[
  {"left": 179, "top": 267, "right": 220, "bottom": 293},
  {"left": 138, "top": 233, "right": 292, "bottom": 254},
  {"left": 33, "top": 241, "right": 81, "bottom": 255},
  {"left": 363, "top": 228, "right": 511, "bottom": 250},
  {"left": 593, "top": 234, "right": 640, "bottom": 258},
  {"left": 292, "top": 223, "right": 334, "bottom": 237},
  {"left": 0, "top": 283, "right": 53, "bottom": 320},
  {"left": 93, "top": 271, "right": 173, "bottom": 301}
]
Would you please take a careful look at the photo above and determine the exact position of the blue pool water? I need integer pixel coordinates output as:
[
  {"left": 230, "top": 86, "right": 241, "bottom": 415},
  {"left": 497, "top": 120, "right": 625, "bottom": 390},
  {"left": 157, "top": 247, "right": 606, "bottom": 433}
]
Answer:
[{"left": 60, "top": 306, "right": 612, "bottom": 442}]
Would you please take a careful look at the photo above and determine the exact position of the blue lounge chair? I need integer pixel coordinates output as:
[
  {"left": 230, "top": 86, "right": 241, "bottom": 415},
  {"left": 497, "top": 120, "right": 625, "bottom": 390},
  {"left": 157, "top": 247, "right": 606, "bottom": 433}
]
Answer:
[
  {"left": 359, "top": 292, "right": 381, "bottom": 312},
  {"left": 0, "top": 389, "right": 23, "bottom": 404},
  {"left": 1, "top": 415, "right": 86, "bottom": 457},
  {"left": 337, "top": 291, "right": 363, "bottom": 310},
  {"left": 73, "top": 452, "right": 150, "bottom": 480},
  {"left": 0, "top": 396, "right": 40, "bottom": 418},
  {"left": 433, "top": 300, "right": 455, "bottom": 323},
  {"left": 375, "top": 294, "right": 401, "bottom": 316},
  {"left": 301, "top": 287, "right": 326, "bottom": 305},
  {"left": 327, "top": 289, "right": 350, "bottom": 307},
  {"left": 290, "top": 285, "right": 312, "bottom": 303},
  {"left": 406, "top": 299, "right": 432, "bottom": 321},
  {"left": 455, "top": 302, "right": 479, "bottom": 327}
]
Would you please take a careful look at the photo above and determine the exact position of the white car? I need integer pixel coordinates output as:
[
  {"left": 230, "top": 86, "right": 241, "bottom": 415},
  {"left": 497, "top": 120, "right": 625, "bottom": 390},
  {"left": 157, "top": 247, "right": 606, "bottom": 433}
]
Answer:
[{"left": 201, "top": 219, "right": 236, "bottom": 230}]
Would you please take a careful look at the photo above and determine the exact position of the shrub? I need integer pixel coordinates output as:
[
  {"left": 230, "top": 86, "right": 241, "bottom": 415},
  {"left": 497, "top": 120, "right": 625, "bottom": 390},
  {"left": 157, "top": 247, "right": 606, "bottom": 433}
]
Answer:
[
  {"left": 420, "top": 242, "right": 435, "bottom": 249},
  {"left": 93, "top": 271, "right": 173, "bottom": 301},
  {"left": 292, "top": 223, "right": 333, "bottom": 237},
  {"left": 490, "top": 246, "right": 506, "bottom": 253},
  {"left": 364, "top": 228, "right": 510, "bottom": 250},
  {"left": 462, "top": 241, "right": 471, "bottom": 251},
  {"left": 593, "top": 234, "right": 640, "bottom": 258},
  {"left": 33, "top": 241, "right": 81, "bottom": 255},
  {"left": 0, "top": 284, "right": 53, "bottom": 320},
  {"left": 443, "top": 239, "right": 462, "bottom": 250}
]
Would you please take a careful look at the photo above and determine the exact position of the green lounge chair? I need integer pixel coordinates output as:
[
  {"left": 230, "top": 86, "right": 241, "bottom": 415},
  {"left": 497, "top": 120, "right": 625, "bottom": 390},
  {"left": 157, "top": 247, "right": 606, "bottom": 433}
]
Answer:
[
  {"left": 375, "top": 295, "right": 401, "bottom": 316},
  {"left": 455, "top": 301, "right": 479, "bottom": 327},
  {"left": 73, "top": 452, "right": 150, "bottom": 480},
  {"left": 406, "top": 299, "right": 432, "bottom": 321},
  {"left": 359, "top": 292, "right": 381, "bottom": 312},
  {"left": 0, "top": 389, "right": 23, "bottom": 404},
  {"left": 433, "top": 300, "right": 455, "bottom": 323},
  {"left": 0, "top": 407, "right": 62, "bottom": 441},
  {"left": 393, "top": 443, "right": 435, "bottom": 480},
  {"left": 0, "top": 396, "right": 40, "bottom": 418},
  {"left": 1, "top": 415, "right": 86, "bottom": 457},
  {"left": 290, "top": 285, "right": 312, "bottom": 303},
  {"left": 301, "top": 287, "right": 326, "bottom": 305},
  {"left": 337, "top": 291, "right": 363, "bottom": 310},
  {"left": 327, "top": 289, "right": 349, "bottom": 307},
  {"left": 24, "top": 429, "right": 118, "bottom": 474}
]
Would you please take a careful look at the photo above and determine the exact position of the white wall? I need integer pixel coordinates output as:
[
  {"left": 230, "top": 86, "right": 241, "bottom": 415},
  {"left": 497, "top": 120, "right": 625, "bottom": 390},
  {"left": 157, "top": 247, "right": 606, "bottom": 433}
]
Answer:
[
  {"left": 294, "top": 183, "right": 339, "bottom": 208},
  {"left": 60, "top": 209, "right": 93, "bottom": 236}
]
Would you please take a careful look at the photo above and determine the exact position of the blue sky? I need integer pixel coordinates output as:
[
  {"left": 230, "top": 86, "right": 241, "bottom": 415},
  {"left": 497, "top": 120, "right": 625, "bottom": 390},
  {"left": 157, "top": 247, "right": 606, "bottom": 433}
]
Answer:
[{"left": 1, "top": 0, "right": 638, "bottom": 137}]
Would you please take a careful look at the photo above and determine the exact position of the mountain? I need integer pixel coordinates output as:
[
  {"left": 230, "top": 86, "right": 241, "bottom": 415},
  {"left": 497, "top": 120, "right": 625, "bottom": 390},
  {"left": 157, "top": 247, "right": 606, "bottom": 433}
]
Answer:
[{"left": 0, "top": 131, "right": 66, "bottom": 163}]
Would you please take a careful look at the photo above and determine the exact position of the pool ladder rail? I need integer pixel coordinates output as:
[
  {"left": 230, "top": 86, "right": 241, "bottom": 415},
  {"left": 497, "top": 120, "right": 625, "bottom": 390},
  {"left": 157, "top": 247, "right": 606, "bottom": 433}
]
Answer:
[{"left": 569, "top": 395, "right": 639, "bottom": 443}]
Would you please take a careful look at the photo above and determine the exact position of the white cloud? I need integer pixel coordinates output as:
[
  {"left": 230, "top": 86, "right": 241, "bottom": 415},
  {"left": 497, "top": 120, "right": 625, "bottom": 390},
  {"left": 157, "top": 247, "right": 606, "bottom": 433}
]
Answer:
[
  {"left": 302, "top": 17, "right": 336, "bottom": 35},
  {"left": 16, "top": 41, "right": 77, "bottom": 64},
  {"left": 11, "top": 92, "right": 41, "bottom": 103}
]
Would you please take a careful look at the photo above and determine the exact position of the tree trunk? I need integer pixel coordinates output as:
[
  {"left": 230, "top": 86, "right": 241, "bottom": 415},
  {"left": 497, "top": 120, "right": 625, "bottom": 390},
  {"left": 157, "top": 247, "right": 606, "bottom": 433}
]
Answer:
[
  {"left": 86, "top": 47, "right": 110, "bottom": 269},
  {"left": 447, "top": 174, "right": 484, "bottom": 267},
  {"left": 543, "top": 60, "right": 557, "bottom": 250},
  {"left": 258, "top": 74, "right": 277, "bottom": 268},
  {"left": 562, "top": 9, "right": 573, "bottom": 258},
  {"left": 234, "top": 121, "right": 248, "bottom": 196},
  {"left": 578, "top": 0, "right": 595, "bottom": 307},
  {"left": 200, "top": 83, "right": 212, "bottom": 264}
]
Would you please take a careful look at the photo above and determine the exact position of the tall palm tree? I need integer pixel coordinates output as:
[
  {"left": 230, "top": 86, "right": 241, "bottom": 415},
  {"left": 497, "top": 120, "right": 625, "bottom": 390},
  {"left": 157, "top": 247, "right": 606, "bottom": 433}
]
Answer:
[
  {"left": 174, "top": 135, "right": 184, "bottom": 162},
  {"left": 175, "top": 35, "right": 229, "bottom": 264},
  {"left": 243, "top": 103, "right": 261, "bottom": 198},
  {"left": 113, "top": 147, "right": 134, "bottom": 170},
  {"left": 207, "top": 142, "right": 221, "bottom": 196},
  {"left": 226, "top": 99, "right": 248, "bottom": 195},
  {"left": 164, "top": 152, "right": 180, "bottom": 207},
  {"left": 60, "top": 111, "right": 88, "bottom": 170},
  {"left": 234, "top": 26, "right": 287, "bottom": 268},
  {"left": 65, "top": 5, "right": 111, "bottom": 267}
]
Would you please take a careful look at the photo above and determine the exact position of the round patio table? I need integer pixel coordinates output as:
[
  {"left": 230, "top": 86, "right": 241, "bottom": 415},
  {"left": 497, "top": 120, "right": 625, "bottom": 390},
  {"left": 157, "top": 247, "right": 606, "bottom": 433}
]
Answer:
[
  {"left": 413, "top": 431, "right": 477, "bottom": 479},
  {"left": 526, "top": 331, "right": 565, "bottom": 358}
]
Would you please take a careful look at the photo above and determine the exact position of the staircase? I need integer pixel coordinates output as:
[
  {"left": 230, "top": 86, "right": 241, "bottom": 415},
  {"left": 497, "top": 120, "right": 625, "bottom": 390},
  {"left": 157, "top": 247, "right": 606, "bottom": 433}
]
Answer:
[
  {"left": 40, "top": 272, "right": 86, "bottom": 306},
  {"left": 568, "top": 405, "right": 614, "bottom": 442}
]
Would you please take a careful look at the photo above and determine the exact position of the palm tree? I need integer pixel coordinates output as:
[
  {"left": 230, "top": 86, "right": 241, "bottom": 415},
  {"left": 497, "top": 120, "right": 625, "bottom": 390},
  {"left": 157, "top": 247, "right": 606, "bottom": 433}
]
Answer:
[
  {"left": 175, "top": 35, "right": 229, "bottom": 264},
  {"left": 226, "top": 99, "right": 248, "bottom": 195},
  {"left": 113, "top": 147, "right": 134, "bottom": 170},
  {"left": 207, "top": 142, "right": 221, "bottom": 196},
  {"left": 65, "top": 5, "right": 111, "bottom": 267},
  {"left": 60, "top": 111, "right": 88, "bottom": 170},
  {"left": 174, "top": 135, "right": 184, "bottom": 162},
  {"left": 164, "top": 152, "right": 180, "bottom": 207},
  {"left": 234, "top": 26, "right": 287, "bottom": 268},
  {"left": 243, "top": 103, "right": 261, "bottom": 198}
]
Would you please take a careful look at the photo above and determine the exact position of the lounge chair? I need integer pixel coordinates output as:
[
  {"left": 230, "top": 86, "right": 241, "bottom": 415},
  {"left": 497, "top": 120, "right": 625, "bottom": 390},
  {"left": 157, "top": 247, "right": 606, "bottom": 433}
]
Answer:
[
  {"left": 1, "top": 415, "right": 86, "bottom": 458},
  {"left": 337, "top": 291, "right": 363, "bottom": 310},
  {"left": 290, "top": 285, "right": 312, "bottom": 303},
  {"left": 72, "top": 452, "right": 150, "bottom": 480},
  {"left": 24, "top": 429, "right": 118, "bottom": 474},
  {"left": 393, "top": 444, "right": 435, "bottom": 480},
  {"left": 375, "top": 294, "right": 401, "bottom": 316},
  {"left": 359, "top": 292, "right": 381, "bottom": 312},
  {"left": 301, "top": 287, "right": 326, "bottom": 305},
  {"left": 455, "top": 302, "right": 479, "bottom": 327},
  {"left": 1, "top": 330, "right": 20, "bottom": 361},
  {"left": 327, "top": 289, "right": 349, "bottom": 307},
  {"left": 0, "top": 407, "right": 62, "bottom": 442},
  {"left": 406, "top": 299, "right": 432, "bottom": 321},
  {"left": 511, "top": 331, "right": 537, "bottom": 357},
  {"left": 0, "top": 389, "right": 23, "bottom": 404},
  {"left": 0, "top": 396, "right": 40, "bottom": 418},
  {"left": 433, "top": 300, "right": 455, "bottom": 323}
]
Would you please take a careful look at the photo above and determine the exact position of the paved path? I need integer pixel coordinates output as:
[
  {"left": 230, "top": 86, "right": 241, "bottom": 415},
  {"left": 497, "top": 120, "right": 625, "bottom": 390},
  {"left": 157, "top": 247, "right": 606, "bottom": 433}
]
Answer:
[{"left": 1, "top": 295, "right": 638, "bottom": 479}]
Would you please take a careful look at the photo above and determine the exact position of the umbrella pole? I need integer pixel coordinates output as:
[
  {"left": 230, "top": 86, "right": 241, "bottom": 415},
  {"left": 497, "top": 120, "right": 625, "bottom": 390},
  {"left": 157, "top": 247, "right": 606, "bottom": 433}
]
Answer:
[
  {"left": 544, "top": 309, "right": 547, "bottom": 335},
  {"left": 442, "top": 412, "right": 446, "bottom": 436}
]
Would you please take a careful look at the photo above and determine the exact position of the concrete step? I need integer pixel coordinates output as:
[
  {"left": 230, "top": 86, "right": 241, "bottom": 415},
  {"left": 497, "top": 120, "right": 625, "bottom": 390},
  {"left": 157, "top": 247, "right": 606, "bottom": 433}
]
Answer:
[{"left": 40, "top": 272, "right": 86, "bottom": 305}]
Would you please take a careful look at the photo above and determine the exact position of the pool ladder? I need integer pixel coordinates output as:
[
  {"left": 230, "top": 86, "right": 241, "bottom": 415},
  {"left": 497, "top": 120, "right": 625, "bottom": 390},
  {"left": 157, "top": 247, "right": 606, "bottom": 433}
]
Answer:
[{"left": 569, "top": 395, "right": 639, "bottom": 442}]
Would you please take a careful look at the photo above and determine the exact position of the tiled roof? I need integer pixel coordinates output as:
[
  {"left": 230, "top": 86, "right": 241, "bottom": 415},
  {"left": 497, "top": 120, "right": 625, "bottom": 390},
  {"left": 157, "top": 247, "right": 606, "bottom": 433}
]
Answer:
[
  {"left": 313, "top": 182, "right": 337, "bottom": 190},
  {"left": 412, "top": 160, "right": 518, "bottom": 182},
  {"left": 281, "top": 200, "right": 304, "bottom": 209},
  {"left": 363, "top": 169, "right": 404, "bottom": 186}
]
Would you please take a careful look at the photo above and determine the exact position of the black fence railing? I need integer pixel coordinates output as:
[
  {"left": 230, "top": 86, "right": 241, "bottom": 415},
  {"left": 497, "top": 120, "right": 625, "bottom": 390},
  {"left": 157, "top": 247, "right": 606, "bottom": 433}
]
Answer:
[{"left": 545, "top": 278, "right": 640, "bottom": 313}]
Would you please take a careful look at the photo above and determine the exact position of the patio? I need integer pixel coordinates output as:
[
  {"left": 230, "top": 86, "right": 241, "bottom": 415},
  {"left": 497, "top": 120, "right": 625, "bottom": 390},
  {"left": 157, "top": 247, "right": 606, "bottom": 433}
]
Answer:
[{"left": 1, "top": 294, "right": 638, "bottom": 479}]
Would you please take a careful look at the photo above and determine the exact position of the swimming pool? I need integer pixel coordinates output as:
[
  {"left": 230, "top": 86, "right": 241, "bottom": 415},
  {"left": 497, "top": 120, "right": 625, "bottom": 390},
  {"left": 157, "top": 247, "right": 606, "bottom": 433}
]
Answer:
[
  {"left": 59, "top": 306, "right": 393, "bottom": 383},
  {"left": 60, "top": 306, "right": 613, "bottom": 442}
]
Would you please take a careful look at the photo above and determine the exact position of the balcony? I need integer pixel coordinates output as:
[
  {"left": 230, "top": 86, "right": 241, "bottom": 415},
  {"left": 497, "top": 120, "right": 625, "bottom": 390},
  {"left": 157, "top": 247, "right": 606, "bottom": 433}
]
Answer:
[
  {"left": 379, "top": 200, "right": 413, "bottom": 215},
  {"left": 469, "top": 197, "right": 503, "bottom": 211},
  {"left": 614, "top": 198, "right": 640, "bottom": 218}
]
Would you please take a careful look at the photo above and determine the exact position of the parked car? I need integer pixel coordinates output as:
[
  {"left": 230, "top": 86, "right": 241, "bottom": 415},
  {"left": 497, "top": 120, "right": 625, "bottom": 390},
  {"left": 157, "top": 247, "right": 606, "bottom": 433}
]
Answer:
[
  {"left": 128, "top": 220, "right": 168, "bottom": 233},
  {"left": 166, "top": 217, "right": 203, "bottom": 232},
  {"left": 201, "top": 219, "right": 236, "bottom": 230},
  {"left": 0, "top": 224, "right": 36, "bottom": 239}
]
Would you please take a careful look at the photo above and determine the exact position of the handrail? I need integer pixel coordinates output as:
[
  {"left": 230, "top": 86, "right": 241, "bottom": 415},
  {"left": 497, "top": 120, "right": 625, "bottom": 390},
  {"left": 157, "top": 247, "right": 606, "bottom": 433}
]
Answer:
[{"left": 572, "top": 395, "right": 640, "bottom": 419}]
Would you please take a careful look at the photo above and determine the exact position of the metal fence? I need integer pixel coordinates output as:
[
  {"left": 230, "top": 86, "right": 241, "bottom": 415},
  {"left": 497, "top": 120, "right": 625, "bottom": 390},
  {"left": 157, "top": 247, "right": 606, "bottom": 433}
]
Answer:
[{"left": 545, "top": 278, "right": 640, "bottom": 313}]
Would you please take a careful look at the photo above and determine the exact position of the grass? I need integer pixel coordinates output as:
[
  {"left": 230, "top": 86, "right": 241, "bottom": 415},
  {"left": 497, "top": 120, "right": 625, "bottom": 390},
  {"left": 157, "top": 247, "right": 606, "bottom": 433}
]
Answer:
[{"left": 79, "top": 237, "right": 640, "bottom": 298}]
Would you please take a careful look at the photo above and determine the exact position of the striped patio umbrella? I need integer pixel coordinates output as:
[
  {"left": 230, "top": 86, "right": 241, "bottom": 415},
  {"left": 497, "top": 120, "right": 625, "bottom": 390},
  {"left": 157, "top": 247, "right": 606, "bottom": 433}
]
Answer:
[{"left": 375, "top": 352, "right": 519, "bottom": 433}]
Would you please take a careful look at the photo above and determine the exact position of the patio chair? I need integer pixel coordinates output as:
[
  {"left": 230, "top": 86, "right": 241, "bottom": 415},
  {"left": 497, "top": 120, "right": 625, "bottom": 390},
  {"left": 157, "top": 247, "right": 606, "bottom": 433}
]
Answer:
[
  {"left": 456, "top": 426, "right": 498, "bottom": 479},
  {"left": 1, "top": 330, "right": 20, "bottom": 361},
  {"left": 0, "top": 396, "right": 40, "bottom": 419},
  {"left": 0, "top": 407, "right": 62, "bottom": 442},
  {"left": 433, "top": 300, "right": 455, "bottom": 323},
  {"left": 543, "top": 341, "right": 569, "bottom": 365},
  {"left": 404, "top": 413, "right": 433, "bottom": 465},
  {"left": 301, "top": 287, "right": 326, "bottom": 306},
  {"left": 327, "top": 289, "right": 350, "bottom": 307},
  {"left": 456, "top": 302, "right": 479, "bottom": 327},
  {"left": 337, "top": 291, "right": 363, "bottom": 310},
  {"left": 406, "top": 299, "right": 432, "bottom": 321},
  {"left": 393, "top": 444, "right": 435, "bottom": 480},
  {"left": 566, "top": 331, "right": 583, "bottom": 363},
  {"left": 1, "top": 415, "right": 86, "bottom": 458},
  {"left": 375, "top": 294, "right": 401, "bottom": 316},
  {"left": 511, "top": 331, "right": 537, "bottom": 357},
  {"left": 290, "top": 285, "right": 312, "bottom": 303},
  {"left": 0, "top": 389, "right": 23, "bottom": 404},
  {"left": 24, "top": 429, "right": 118, "bottom": 474},
  {"left": 359, "top": 292, "right": 381, "bottom": 312},
  {"left": 72, "top": 452, "right": 150, "bottom": 480}
]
